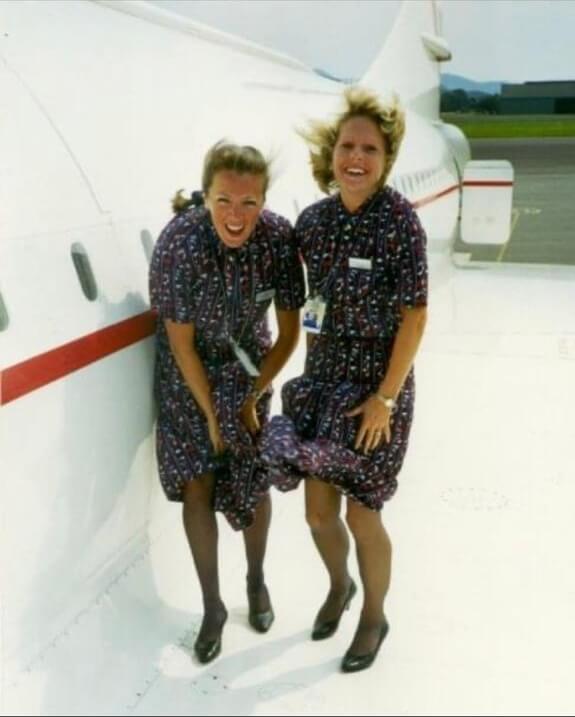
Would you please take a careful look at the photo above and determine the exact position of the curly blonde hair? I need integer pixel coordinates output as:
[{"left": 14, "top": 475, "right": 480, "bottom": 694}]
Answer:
[{"left": 300, "top": 86, "right": 405, "bottom": 194}]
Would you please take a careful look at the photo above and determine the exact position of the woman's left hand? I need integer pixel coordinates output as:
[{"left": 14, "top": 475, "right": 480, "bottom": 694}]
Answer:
[
  {"left": 240, "top": 396, "right": 261, "bottom": 436},
  {"left": 346, "top": 396, "right": 392, "bottom": 454}
]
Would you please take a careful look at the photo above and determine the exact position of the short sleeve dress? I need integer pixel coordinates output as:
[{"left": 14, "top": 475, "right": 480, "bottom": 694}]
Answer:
[
  {"left": 149, "top": 206, "right": 305, "bottom": 529},
  {"left": 261, "top": 187, "right": 428, "bottom": 510}
]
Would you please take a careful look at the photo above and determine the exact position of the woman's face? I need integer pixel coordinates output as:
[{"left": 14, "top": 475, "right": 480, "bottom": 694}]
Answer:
[
  {"left": 206, "top": 170, "right": 266, "bottom": 248},
  {"left": 332, "top": 115, "right": 387, "bottom": 209}
]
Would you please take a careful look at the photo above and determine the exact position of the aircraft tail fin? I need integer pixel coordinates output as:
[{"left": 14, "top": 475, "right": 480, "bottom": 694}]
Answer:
[{"left": 361, "top": 0, "right": 451, "bottom": 119}]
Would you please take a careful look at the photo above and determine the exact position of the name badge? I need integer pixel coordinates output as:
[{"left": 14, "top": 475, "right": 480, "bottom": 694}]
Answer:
[
  {"left": 255, "top": 288, "right": 276, "bottom": 303},
  {"left": 229, "top": 338, "right": 260, "bottom": 377},
  {"left": 349, "top": 257, "right": 372, "bottom": 270},
  {"left": 302, "top": 295, "right": 326, "bottom": 334}
]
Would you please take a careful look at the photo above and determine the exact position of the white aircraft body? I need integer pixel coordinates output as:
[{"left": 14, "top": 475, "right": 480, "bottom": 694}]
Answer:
[{"left": 1, "top": 1, "right": 574, "bottom": 714}]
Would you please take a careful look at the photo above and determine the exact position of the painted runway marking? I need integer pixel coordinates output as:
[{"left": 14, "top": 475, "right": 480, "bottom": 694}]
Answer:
[
  {"left": 440, "top": 487, "right": 510, "bottom": 511},
  {"left": 496, "top": 207, "right": 522, "bottom": 263}
]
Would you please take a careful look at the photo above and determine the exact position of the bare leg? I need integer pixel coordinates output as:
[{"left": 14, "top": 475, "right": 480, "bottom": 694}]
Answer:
[
  {"left": 183, "top": 474, "right": 227, "bottom": 642},
  {"left": 345, "top": 498, "right": 391, "bottom": 654},
  {"left": 306, "top": 479, "right": 354, "bottom": 624},
  {"left": 242, "top": 492, "right": 272, "bottom": 613}
]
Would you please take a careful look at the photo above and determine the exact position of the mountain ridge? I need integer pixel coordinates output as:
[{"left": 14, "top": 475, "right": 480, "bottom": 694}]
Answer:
[
  {"left": 441, "top": 73, "right": 502, "bottom": 95},
  {"left": 313, "top": 69, "right": 504, "bottom": 95}
]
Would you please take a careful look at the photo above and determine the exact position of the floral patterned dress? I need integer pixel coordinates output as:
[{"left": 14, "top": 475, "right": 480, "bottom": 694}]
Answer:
[
  {"left": 261, "top": 187, "right": 428, "bottom": 510},
  {"left": 149, "top": 206, "right": 305, "bottom": 529}
]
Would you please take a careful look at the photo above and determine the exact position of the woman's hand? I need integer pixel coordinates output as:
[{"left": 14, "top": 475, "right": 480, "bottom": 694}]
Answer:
[
  {"left": 240, "top": 396, "right": 261, "bottom": 436},
  {"left": 346, "top": 396, "right": 392, "bottom": 454},
  {"left": 207, "top": 415, "right": 225, "bottom": 454}
]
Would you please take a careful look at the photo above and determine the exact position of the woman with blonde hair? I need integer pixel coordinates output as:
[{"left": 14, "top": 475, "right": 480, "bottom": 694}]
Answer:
[
  {"left": 150, "top": 141, "right": 305, "bottom": 664},
  {"left": 263, "top": 87, "right": 428, "bottom": 672}
]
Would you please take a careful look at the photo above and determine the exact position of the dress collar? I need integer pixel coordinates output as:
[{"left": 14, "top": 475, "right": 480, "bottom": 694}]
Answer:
[{"left": 334, "top": 187, "right": 387, "bottom": 222}]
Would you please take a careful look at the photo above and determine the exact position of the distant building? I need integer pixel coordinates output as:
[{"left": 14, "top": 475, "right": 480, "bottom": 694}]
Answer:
[{"left": 500, "top": 81, "right": 575, "bottom": 114}]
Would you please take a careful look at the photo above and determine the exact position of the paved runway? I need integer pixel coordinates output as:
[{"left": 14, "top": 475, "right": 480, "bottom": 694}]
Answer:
[{"left": 454, "top": 137, "right": 575, "bottom": 265}]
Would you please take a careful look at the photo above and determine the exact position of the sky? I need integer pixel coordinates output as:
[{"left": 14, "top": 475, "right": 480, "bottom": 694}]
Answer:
[{"left": 152, "top": 0, "right": 575, "bottom": 84}]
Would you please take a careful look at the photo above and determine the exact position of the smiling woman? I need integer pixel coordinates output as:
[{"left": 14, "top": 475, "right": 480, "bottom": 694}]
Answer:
[
  {"left": 332, "top": 116, "right": 387, "bottom": 212},
  {"left": 299, "top": 86, "right": 404, "bottom": 196},
  {"left": 206, "top": 170, "right": 266, "bottom": 248},
  {"left": 262, "top": 87, "right": 427, "bottom": 674},
  {"left": 149, "top": 140, "right": 306, "bottom": 665}
]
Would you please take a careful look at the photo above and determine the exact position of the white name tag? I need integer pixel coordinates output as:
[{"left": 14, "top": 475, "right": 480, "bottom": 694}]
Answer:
[
  {"left": 302, "top": 295, "right": 326, "bottom": 334},
  {"left": 349, "top": 257, "right": 372, "bottom": 270},
  {"left": 255, "top": 288, "right": 276, "bottom": 302},
  {"left": 229, "top": 338, "right": 260, "bottom": 377}
]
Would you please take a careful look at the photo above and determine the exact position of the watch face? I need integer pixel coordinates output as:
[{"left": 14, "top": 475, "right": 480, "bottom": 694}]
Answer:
[{"left": 375, "top": 393, "right": 395, "bottom": 409}]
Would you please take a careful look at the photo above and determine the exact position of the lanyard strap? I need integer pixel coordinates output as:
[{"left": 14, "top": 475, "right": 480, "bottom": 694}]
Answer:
[{"left": 210, "top": 235, "right": 257, "bottom": 349}]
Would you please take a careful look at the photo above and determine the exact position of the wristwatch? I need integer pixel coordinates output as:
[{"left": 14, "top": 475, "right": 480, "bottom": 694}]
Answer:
[{"left": 374, "top": 392, "right": 396, "bottom": 410}]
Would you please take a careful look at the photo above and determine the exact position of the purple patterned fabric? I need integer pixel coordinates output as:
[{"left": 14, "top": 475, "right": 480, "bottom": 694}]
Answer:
[
  {"left": 149, "top": 206, "right": 305, "bottom": 530},
  {"left": 261, "top": 187, "right": 428, "bottom": 510}
]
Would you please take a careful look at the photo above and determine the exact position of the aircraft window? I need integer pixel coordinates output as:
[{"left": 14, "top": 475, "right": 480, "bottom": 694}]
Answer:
[
  {"left": 141, "top": 229, "right": 154, "bottom": 264},
  {"left": 0, "top": 288, "right": 9, "bottom": 331},
  {"left": 71, "top": 243, "right": 98, "bottom": 301}
]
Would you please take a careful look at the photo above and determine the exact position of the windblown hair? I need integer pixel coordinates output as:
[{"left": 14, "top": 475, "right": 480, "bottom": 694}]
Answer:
[
  {"left": 299, "top": 86, "right": 405, "bottom": 194},
  {"left": 171, "top": 141, "right": 271, "bottom": 214},
  {"left": 171, "top": 189, "right": 205, "bottom": 214}
]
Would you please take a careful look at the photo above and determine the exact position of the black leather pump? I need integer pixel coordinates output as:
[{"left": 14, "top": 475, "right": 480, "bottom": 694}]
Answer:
[
  {"left": 341, "top": 617, "right": 389, "bottom": 673},
  {"left": 248, "top": 585, "right": 275, "bottom": 633},
  {"left": 311, "top": 579, "right": 357, "bottom": 641},
  {"left": 193, "top": 612, "right": 228, "bottom": 664},
  {"left": 249, "top": 605, "right": 275, "bottom": 633}
]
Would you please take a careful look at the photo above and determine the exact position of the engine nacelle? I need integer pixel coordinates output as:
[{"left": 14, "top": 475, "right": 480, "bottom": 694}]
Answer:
[{"left": 461, "top": 160, "right": 514, "bottom": 245}]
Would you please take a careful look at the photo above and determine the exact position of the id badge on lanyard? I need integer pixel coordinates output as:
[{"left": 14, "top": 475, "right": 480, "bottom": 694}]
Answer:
[
  {"left": 302, "top": 295, "right": 327, "bottom": 334},
  {"left": 229, "top": 337, "right": 260, "bottom": 377}
]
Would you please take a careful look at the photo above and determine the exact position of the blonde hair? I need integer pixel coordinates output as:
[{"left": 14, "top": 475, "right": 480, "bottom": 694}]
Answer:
[
  {"left": 300, "top": 86, "right": 405, "bottom": 194},
  {"left": 171, "top": 141, "right": 271, "bottom": 214}
]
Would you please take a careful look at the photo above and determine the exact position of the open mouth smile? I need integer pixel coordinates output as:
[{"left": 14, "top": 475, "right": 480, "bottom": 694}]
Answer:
[{"left": 225, "top": 223, "right": 245, "bottom": 236}]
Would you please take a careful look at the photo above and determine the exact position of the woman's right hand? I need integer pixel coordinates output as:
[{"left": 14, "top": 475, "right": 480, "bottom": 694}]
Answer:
[{"left": 207, "top": 415, "right": 225, "bottom": 455}]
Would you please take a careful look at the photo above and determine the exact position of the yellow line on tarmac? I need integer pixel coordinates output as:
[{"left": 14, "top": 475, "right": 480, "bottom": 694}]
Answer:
[{"left": 497, "top": 208, "right": 521, "bottom": 262}]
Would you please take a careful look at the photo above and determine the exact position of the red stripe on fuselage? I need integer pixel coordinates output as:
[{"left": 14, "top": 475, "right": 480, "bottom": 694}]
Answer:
[
  {"left": 0, "top": 311, "right": 156, "bottom": 405},
  {"left": 412, "top": 180, "right": 513, "bottom": 210},
  {"left": 412, "top": 183, "right": 460, "bottom": 209},
  {"left": 462, "top": 180, "right": 514, "bottom": 187}
]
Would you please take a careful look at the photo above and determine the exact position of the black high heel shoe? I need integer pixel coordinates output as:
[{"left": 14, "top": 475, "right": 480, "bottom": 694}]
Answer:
[
  {"left": 194, "top": 611, "right": 228, "bottom": 664},
  {"left": 341, "top": 617, "right": 389, "bottom": 673},
  {"left": 247, "top": 585, "right": 275, "bottom": 633},
  {"left": 311, "top": 579, "right": 357, "bottom": 641}
]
